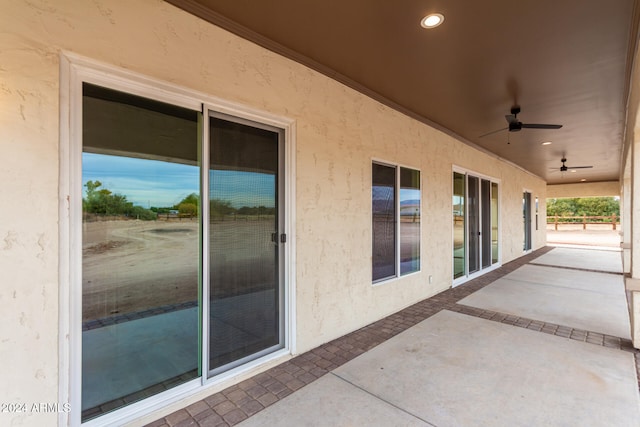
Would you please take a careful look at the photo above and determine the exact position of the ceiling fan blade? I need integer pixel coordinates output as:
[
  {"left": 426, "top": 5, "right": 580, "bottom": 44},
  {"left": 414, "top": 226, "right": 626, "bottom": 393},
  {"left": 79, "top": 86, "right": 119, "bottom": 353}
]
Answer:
[
  {"left": 521, "top": 123, "right": 563, "bottom": 129},
  {"left": 505, "top": 114, "right": 518, "bottom": 124},
  {"left": 478, "top": 127, "right": 508, "bottom": 138},
  {"left": 567, "top": 166, "right": 592, "bottom": 169}
]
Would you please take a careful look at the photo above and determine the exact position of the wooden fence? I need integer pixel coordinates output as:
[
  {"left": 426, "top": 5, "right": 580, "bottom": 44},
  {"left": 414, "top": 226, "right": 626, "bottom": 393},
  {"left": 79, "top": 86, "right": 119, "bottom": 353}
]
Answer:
[{"left": 547, "top": 214, "right": 619, "bottom": 230}]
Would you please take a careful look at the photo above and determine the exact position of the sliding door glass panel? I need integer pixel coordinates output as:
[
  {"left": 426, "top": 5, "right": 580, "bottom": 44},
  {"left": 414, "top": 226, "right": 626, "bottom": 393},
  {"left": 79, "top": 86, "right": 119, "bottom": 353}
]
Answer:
[
  {"left": 453, "top": 172, "right": 466, "bottom": 279},
  {"left": 467, "top": 176, "right": 480, "bottom": 273},
  {"left": 400, "top": 168, "right": 420, "bottom": 275},
  {"left": 523, "top": 192, "right": 532, "bottom": 251},
  {"left": 81, "top": 83, "right": 200, "bottom": 421},
  {"left": 481, "top": 179, "right": 492, "bottom": 268},
  {"left": 208, "top": 116, "right": 283, "bottom": 374},
  {"left": 372, "top": 163, "right": 397, "bottom": 281},
  {"left": 491, "top": 182, "right": 499, "bottom": 264}
]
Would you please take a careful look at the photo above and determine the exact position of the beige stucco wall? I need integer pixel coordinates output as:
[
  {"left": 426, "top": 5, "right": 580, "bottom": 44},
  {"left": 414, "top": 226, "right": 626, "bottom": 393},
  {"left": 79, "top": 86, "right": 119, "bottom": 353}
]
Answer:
[
  {"left": 0, "top": 0, "right": 546, "bottom": 425},
  {"left": 547, "top": 181, "right": 620, "bottom": 198}
]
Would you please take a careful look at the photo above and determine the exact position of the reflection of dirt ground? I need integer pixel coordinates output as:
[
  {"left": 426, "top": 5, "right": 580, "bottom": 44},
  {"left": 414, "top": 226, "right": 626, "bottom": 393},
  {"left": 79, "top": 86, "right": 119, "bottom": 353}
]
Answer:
[
  {"left": 83, "top": 220, "right": 199, "bottom": 321},
  {"left": 82, "top": 219, "right": 278, "bottom": 322}
]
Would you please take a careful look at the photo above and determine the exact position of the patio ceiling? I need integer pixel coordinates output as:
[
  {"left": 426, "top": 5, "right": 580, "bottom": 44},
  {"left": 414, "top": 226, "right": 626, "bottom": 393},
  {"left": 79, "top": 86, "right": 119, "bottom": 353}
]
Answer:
[{"left": 167, "top": 0, "right": 640, "bottom": 185}]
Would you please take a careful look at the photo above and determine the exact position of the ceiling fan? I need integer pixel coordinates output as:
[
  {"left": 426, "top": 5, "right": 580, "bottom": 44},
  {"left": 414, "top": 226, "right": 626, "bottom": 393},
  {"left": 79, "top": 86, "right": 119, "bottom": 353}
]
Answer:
[
  {"left": 551, "top": 157, "right": 593, "bottom": 172},
  {"left": 479, "top": 105, "right": 563, "bottom": 138},
  {"left": 504, "top": 106, "right": 562, "bottom": 132}
]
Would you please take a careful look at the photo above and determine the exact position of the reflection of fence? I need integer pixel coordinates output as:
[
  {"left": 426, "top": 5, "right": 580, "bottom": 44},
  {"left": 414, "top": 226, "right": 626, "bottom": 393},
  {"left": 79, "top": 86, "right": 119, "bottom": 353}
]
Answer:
[
  {"left": 547, "top": 214, "right": 619, "bottom": 230},
  {"left": 158, "top": 213, "right": 196, "bottom": 221},
  {"left": 83, "top": 213, "right": 147, "bottom": 222},
  {"left": 211, "top": 214, "right": 276, "bottom": 222}
]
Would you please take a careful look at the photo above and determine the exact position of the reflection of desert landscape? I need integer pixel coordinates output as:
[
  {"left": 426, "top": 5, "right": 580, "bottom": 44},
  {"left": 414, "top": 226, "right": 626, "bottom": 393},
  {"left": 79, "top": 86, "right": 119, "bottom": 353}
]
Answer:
[
  {"left": 82, "top": 218, "right": 277, "bottom": 322},
  {"left": 83, "top": 219, "right": 199, "bottom": 322}
]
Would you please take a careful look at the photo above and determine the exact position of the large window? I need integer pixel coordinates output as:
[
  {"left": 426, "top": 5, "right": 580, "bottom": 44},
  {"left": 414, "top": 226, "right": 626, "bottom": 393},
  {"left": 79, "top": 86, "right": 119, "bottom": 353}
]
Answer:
[
  {"left": 68, "top": 66, "right": 291, "bottom": 426},
  {"left": 372, "top": 162, "right": 421, "bottom": 282}
]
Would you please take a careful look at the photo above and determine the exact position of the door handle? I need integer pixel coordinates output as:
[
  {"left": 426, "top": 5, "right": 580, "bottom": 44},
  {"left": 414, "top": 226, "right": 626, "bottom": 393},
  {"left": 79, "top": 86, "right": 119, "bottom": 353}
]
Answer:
[{"left": 271, "top": 233, "right": 286, "bottom": 243}]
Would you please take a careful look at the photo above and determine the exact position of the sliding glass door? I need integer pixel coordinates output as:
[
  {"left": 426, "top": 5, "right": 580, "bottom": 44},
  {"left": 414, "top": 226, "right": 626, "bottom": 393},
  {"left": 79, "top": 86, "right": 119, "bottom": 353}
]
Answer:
[
  {"left": 523, "top": 191, "right": 532, "bottom": 251},
  {"left": 453, "top": 173, "right": 466, "bottom": 279},
  {"left": 467, "top": 176, "right": 480, "bottom": 274},
  {"left": 481, "top": 179, "right": 492, "bottom": 269},
  {"left": 79, "top": 81, "right": 287, "bottom": 423},
  {"left": 81, "top": 83, "right": 201, "bottom": 421},
  {"left": 452, "top": 171, "right": 499, "bottom": 283},
  {"left": 207, "top": 114, "right": 284, "bottom": 375},
  {"left": 491, "top": 182, "right": 500, "bottom": 263}
]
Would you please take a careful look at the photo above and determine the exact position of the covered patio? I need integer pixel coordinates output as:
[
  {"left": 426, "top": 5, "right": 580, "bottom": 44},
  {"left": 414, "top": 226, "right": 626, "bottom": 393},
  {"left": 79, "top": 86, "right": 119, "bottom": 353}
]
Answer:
[
  {"left": 149, "top": 244, "right": 640, "bottom": 426},
  {"left": 5, "top": 2, "right": 640, "bottom": 425}
]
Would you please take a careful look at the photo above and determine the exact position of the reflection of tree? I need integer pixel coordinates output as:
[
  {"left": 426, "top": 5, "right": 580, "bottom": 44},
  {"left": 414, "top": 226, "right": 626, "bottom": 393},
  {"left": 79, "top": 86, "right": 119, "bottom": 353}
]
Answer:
[
  {"left": 176, "top": 193, "right": 199, "bottom": 217},
  {"left": 210, "top": 199, "right": 235, "bottom": 217},
  {"left": 237, "top": 206, "right": 275, "bottom": 215},
  {"left": 178, "top": 203, "right": 197, "bottom": 216},
  {"left": 83, "top": 180, "right": 156, "bottom": 220}
]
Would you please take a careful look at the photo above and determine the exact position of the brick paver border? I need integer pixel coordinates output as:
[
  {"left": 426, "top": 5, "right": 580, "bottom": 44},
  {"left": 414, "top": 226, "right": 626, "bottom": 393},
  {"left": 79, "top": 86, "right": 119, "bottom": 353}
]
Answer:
[{"left": 146, "top": 246, "right": 639, "bottom": 427}]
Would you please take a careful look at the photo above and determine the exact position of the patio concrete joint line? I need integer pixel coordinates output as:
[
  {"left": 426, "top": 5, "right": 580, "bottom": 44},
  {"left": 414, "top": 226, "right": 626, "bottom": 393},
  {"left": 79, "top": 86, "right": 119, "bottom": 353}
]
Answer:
[
  {"left": 328, "top": 372, "right": 438, "bottom": 427},
  {"left": 529, "top": 261, "right": 625, "bottom": 275}
]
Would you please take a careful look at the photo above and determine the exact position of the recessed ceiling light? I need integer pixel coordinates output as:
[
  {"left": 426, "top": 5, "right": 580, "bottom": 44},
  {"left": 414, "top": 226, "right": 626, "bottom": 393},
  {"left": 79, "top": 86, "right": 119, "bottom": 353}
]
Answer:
[
  {"left": 421, "top": 13, "right": 444, "bottom": 28},
  {"left": 570, "top": 169, "right": 577, "bottom": 173},
  {"left": 541, "top": 141, "right": 552, "bottom": 146},
  {"left": 580, "top": 179, "right": 587, "bottom": 182}
]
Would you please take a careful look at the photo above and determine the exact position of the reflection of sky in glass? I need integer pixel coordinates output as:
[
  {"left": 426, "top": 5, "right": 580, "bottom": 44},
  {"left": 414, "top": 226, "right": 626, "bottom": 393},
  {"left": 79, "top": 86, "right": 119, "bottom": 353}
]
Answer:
[
  {"left": 83, "top": 153, "right": 275, "bottom": 208},
  {"left": 82, "top": 153, "right": 199, "bottom": 207},
  {"left": 400, "top": 188, "right": 420, "bottom": 215},
  {"left": 400, "top": 189, "right": 420, "bottom": 204}
]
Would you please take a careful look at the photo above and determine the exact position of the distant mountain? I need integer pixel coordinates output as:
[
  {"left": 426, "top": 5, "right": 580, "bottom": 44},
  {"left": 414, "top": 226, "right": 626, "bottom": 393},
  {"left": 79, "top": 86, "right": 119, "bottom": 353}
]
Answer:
[{"left": 401, "top": 199, "right": 420, "bottom": 207}]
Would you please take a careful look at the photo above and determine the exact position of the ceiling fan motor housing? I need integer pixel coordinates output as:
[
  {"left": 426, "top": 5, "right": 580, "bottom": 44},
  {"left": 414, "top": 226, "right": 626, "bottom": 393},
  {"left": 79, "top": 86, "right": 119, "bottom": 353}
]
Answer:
[{"left": 509, "top": 122, "right": 522, "bottom": 132}]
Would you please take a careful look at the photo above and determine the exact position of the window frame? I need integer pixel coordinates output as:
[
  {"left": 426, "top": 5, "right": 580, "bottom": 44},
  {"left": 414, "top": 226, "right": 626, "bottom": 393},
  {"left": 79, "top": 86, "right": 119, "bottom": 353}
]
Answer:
[{"left": 371, "top": 160, "right": 422, "bottom": 284}]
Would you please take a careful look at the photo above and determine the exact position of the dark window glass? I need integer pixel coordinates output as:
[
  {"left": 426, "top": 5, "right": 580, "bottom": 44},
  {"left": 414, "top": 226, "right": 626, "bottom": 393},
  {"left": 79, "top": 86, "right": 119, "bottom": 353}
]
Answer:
[{"left": 372, "top": 163, "right": 397, "bottom": 281}]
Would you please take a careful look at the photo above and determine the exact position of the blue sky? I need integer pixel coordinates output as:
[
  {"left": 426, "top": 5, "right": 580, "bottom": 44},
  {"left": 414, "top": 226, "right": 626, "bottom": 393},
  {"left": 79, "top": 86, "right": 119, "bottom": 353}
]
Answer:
[{"left": 83, "top": 153, "right": 275, "bottom": 208}]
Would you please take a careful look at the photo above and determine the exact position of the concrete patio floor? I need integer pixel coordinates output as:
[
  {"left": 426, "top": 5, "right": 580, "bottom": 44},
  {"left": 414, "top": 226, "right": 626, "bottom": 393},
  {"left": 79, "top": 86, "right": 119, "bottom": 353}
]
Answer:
[{"left": 149, "top": 246, "right": 640, "bottom": 427}]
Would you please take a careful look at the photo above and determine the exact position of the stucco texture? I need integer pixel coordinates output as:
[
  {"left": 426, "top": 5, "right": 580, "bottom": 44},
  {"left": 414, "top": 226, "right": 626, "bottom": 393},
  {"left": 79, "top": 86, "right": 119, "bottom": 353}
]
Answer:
[
  {"left": 547, "top": 181, "right": 620, "bottom": 198},
  {"left": 0, "top": 0, "right": 546, "bottom": 425}
]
